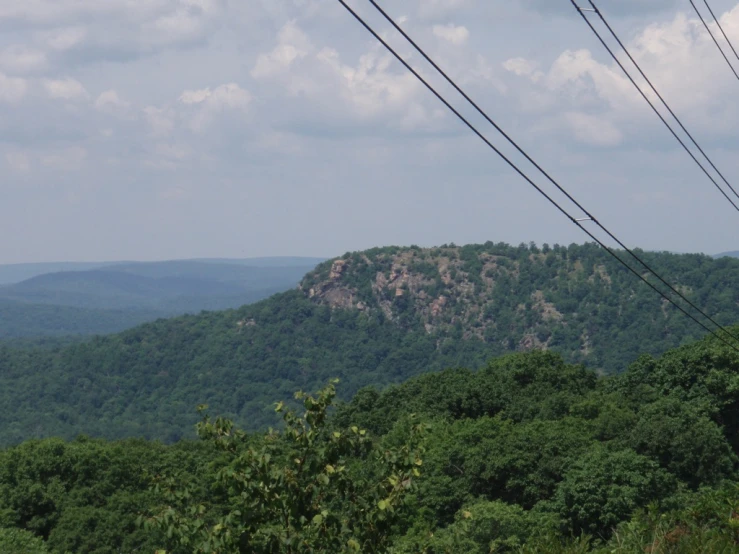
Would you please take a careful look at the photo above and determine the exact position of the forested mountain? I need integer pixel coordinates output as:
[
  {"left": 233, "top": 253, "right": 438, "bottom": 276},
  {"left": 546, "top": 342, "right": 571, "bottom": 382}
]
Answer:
[
  {"left": 2, "top": 333, "right": 739, "bottom": 552},
  {"left": 0, "top": 257, "right": 323, "bottom": 338},
  {"left": 0, "top": 242, "right": 738, "bottom": 446}
]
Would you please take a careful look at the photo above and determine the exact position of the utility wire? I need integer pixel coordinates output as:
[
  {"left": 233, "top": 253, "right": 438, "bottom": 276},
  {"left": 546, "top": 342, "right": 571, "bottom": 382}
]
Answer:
[
  {"left": 334, "top": 0, "right": 739, "bottom": 352},
  {"left": 690, "top": 0, "right": 739, "bottom": 80},
  {"left": 703, "top": 0, "right": 739, "bottom": 61},
  {"left": 584, "top": 0, "right": 739, "bottom": 203},
  {"left": 367, "top": 0, "right": 739, "bottom": 347},
  {"left": 571, "top": 0, "right": 739, "bottom": 213}
]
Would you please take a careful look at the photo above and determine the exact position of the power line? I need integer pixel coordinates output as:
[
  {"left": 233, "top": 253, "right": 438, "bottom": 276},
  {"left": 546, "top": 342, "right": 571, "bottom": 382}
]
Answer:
[
  {"left": 689, "top": 0, "right": 739, "bottom": 80},
  {"left": 583, "top": 0, "right": 739, "bottom": 203},
  {"left": 366, "top": 0, "right": 739, "bottom": 347},
  {"left": 703, "top": 0, "right": 739, "bottom": 62},
  {"left": 571, "top": 0, "right": 739, "bottom": 213},
  {"left": 334, "top": 0, "right": 739, "bottom": 353}
]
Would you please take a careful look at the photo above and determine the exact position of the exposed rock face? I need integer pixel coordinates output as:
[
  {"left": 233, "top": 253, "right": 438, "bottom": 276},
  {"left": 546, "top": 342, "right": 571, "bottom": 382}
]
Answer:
[{"left": 298, "top": 244, "right": 615, "bottom": 352}]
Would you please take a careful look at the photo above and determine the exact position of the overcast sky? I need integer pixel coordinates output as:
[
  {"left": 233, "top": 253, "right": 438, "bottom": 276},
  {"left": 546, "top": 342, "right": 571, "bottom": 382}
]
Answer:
[{"left": 2, "top": 0, "right": 739, "bottom": 263}]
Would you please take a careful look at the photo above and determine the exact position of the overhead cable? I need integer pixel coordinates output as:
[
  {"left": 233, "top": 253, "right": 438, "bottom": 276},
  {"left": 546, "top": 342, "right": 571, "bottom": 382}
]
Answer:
[
  {"left": 702, "top": 0, "right": 739, "bottom": 62},
  {"left": 689, "top": 0, "right": 739, "bottom": 80},
  {"left": 572, "top": 0, "right": 739, "bottom": 212},
  {"left": 582, "top": 0, "right": 739, "bottom": 202},
  {"left": 366, "top": 0, "right": 739, "bottom": 346},
  {"left": 334, "top": 0, "right": 739, "bottom": 353}
]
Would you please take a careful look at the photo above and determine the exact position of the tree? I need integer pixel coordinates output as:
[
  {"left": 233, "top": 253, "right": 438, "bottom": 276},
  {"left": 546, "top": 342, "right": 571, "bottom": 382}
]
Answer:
[{"left": 145, "top": 381, "right": 427, "bottom": 553}]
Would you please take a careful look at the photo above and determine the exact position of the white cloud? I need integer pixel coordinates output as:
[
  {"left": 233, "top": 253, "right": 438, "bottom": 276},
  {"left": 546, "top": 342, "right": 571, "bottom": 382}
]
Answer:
[
  {"left": 0, "top": 45, "right": 47, "bottom": 73},
  {"left": 564, "top": 112, "right": 623, "bottom": 147},
  {"left": 0, "top": 72, "right": 28, "bottom": 102},
  {"left": 505, "top": 6, "right": 739, "bottom": 143},
  {"left": 503, "top": 57, "right": 543, "bottom": 82},
  {"left": 42, "top": 27, "right": 87, "bottom": 51},
  {"left": 178, "top": 83, "right": 252, "bottom": 131},
  {"left": 251, "top": 21, "right": 310, "bottom": 79},
  {"left": 144, "top": 106, "right": 176, "bottom": 136},
  {"left": 179, "top": 88, "right": 212, "bottom": 105},
  {"left": 251, "top": 21, "right": 440, "bottom": 132},
  {"left": 432, "top": 24, "right": 469, "bottom": 45},
  {"left": 0, "top": 0, "right": 224, "bottom": 69},
  {"left": 43, "top": 77, "right": 89, "bottom": 100},
  {"left": 317, "top": 47, "right": 423, "bottom": 120},
  {"left": 95, "top": 89, "right": 130, "bottom": 112},
  {"left": 179, "top": 83, "right": 251, "bottom": 110}
]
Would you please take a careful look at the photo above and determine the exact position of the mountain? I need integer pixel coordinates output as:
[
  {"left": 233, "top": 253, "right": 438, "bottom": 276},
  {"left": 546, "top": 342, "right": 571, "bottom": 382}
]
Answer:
[
  {"left": 0, "top": 257, "right": 324, "bottom": 339},
  {"left": 715, "top": 250, "right": 739, "bottom": 258},
  {"left": 1, "top": 242, "right": 738, "bottom": 446},
  {"left": 0, "top": 261, "right": 126, "bottom": 286},
  {"left": 0, "top": 257, "right": 326, "bottom": 285}
]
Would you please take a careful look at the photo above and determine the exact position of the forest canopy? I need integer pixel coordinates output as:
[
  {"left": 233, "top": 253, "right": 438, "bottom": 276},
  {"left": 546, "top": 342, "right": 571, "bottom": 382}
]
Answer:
[{"left": 2, "top": 331, "right": 739, "bottom": 552}]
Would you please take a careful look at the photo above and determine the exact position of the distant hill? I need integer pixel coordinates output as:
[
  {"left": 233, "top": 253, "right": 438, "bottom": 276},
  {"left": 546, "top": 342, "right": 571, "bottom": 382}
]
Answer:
[
  {"left": 1, "top": 242, "right": 739, "bottom": 446},
  {"left": 0, "top": 257, "right": 325, "bottom": 285},
  {"left": 715, "top": 251, "right": 739, "bottom": 258},
  {"left": 0, "top": 257, "right": 324, "bottom": 339}
]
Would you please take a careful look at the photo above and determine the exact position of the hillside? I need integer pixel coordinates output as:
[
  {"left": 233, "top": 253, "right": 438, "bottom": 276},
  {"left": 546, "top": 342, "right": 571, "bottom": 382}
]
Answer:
[
  {"left": 0, "top": 299, "right": 162, "bottom": 338},
  {"left": 2, "top": 333, "right": 739, "bottom": 552},
  {"left": 0, "top": 242, "right": 738, "bottom": 445},
  {"left": 0, "top": 258, "right": 323, "bottom": 338},
  {"left": 302, "top": 243, "right": 739, "bottom": 370}
]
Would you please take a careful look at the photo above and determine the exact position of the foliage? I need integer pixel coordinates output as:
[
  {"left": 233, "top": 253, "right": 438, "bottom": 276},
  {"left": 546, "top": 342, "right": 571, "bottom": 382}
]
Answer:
[
  {"left": 0, "top": 527, "right": 49, "bottom": 553},
  {"left": 2, "top": 332, "right": 739, "bottom": 550},
  {"left": 144, "top": 381, "right": 426, "bottom": 553}
]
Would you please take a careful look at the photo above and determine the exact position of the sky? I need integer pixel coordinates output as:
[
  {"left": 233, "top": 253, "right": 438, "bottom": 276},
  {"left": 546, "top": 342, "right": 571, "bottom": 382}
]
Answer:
[{"left": 2, "top": 0, "right": 739, "bottom": 263}]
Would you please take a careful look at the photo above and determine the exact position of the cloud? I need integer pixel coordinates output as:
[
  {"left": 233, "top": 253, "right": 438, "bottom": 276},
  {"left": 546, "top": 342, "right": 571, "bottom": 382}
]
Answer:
[
  {"left": 503, "top": 57, "right": 544, "bottom": 81},
  {"left": 432, "top": 23, "right": 470, "bottom": 45},
  {"left": 564, "top": 111, "right": 623, "bottom": 147},
  {"left": 43, "top": 77, "right": 88, "bottom": 100},
  {"left": 144, "top": 106, "right": 176, "bottom": 137},
  {"left": 250, "top": 21, "right": 446, "bottom": 134},
  {"left": 502, "top": 6, "right": 739, "bottom": 147},
  {"left": 520, "top": 0, "right": 681, "bottom": 17},
  {"left": 0, "top": 45, "right": 47, "bottom": 73},
  {"left": 0, "top": 0, "right": 225, "bottom": 68},
  {"left": 41, "top": 27, "right": 87, "bottom": 51},
  {"left": 251, "top": 21, "right": 310, "bottom": 79},
  {"left": 178, "top": 83, "right": 252, "bottom": 131},
  {"left": 0, "top": 72, "right": 28, "bottom": 102},
  {"left": 94, "top": 89, "right": 130, "bottom": 112}
]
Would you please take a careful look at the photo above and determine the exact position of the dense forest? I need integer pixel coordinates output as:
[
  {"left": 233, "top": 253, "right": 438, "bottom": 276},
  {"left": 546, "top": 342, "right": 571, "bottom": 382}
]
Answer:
[
  {"left": 2, "top": 332, "right": 739, "bottom": 552},
  {"left": 0, "top": 242, "right": 737, "bottom": 446}
]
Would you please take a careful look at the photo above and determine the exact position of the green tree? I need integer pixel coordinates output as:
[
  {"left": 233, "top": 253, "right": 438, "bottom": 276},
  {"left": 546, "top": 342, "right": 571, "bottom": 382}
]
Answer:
[{"left": 145, "top": 381, "right": 427, "bottom": 553}]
